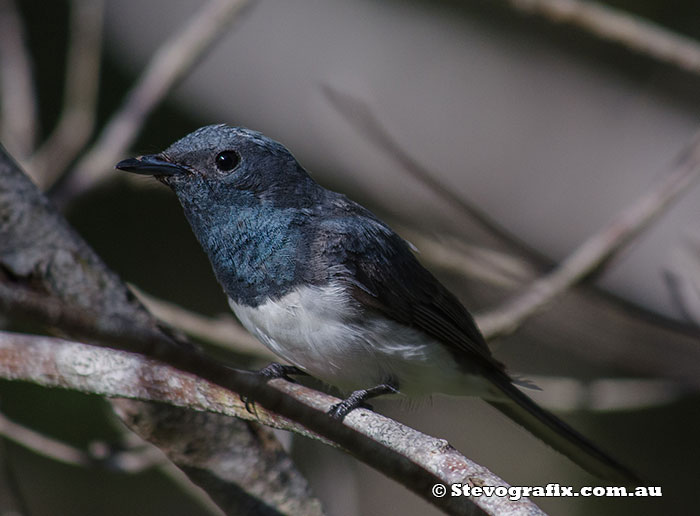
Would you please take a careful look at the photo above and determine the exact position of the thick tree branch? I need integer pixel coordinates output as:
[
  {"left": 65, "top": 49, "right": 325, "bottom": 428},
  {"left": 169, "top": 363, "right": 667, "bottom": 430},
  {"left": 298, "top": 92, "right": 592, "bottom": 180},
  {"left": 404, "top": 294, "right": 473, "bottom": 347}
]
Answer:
[
  {"left": 53, "top": 0, "right": 251, "bottom": 204},
  {"left": 0, "top": 330, "right": 543, "bottom": 516}
]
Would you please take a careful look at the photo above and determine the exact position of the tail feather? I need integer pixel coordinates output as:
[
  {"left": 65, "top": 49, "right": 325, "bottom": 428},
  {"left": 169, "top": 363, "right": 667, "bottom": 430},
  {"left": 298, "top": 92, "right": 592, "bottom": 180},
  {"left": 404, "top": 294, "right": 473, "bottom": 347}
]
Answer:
[{"left": 488, "top": 380, "right": 641, "bottom": 484}]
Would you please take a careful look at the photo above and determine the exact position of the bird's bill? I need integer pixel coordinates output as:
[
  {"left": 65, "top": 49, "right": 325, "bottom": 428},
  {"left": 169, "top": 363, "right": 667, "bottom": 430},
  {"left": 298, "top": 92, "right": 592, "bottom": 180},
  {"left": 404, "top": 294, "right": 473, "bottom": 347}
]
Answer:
[{"left": 115, "top": 155, "right": 185, "bottom": 176}]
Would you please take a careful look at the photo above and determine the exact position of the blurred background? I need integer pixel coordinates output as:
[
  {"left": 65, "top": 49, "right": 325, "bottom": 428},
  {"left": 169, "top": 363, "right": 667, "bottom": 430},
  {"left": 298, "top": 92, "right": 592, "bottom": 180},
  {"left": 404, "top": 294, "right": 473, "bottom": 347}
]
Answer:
[{"left": 1, "top": 0, "right": 699, "bottom": 514}]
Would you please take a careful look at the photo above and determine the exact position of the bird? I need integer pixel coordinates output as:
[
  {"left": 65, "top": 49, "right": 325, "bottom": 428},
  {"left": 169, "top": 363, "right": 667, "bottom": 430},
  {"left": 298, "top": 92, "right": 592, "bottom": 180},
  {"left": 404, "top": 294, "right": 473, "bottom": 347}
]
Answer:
[{"left": 116, "top": 124, "right": 639, "bottom": 484}]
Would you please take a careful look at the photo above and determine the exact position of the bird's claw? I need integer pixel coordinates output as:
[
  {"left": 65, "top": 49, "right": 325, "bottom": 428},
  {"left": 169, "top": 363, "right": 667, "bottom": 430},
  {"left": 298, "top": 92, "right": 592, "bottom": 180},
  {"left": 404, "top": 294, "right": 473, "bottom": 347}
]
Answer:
[
  {"left": 240, "top": 394, "right": 257, "bottom": 415},
  {"left": 258, "top": 363, "right": 307, "bottom": 383},
  {"left": 327, "top": 399, "right": 374, "bottom": 420}
]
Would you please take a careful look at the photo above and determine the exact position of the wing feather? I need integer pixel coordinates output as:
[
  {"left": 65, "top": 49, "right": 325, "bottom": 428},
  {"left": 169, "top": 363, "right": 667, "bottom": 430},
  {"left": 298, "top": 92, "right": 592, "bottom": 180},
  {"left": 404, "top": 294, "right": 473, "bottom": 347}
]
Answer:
[{"left": 310, "top": 196, "right": 505, "bottom": 376}]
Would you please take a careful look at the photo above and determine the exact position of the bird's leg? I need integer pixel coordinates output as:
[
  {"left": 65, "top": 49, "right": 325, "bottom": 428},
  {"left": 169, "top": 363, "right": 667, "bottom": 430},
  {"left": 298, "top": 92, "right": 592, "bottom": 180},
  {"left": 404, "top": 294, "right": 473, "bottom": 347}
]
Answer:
[
  {"left": 242, "top": 363, "right": 309, "bottom": 414},
  {"left": 328, "top": 382, "right": 399, "bottom": 420}
]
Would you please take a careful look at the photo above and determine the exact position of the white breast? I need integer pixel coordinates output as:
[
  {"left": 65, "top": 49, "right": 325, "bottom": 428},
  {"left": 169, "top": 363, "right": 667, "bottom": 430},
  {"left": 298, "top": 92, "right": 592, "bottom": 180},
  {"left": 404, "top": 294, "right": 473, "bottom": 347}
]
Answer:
[{"left": 229, "top": 284, "right": 493, "bottom": 397}]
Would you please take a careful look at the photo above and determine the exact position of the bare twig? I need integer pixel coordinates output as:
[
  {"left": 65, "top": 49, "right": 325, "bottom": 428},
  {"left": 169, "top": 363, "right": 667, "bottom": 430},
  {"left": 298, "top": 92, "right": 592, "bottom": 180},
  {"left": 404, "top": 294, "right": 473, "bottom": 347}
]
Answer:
[
  {"left": 53, "top": 0, "right": 251, "bottom": 204},
  {"left": 0, "top": 0, "right": 38, "bottom": 161},
  {"left": 507, "top": 0, "right": 700, "bottom": 75},
  {"left": 0, "top": 409, "right": 166, "bottom": 472},
  {"left": 403, "top": 229, "right": 700, "bottom": 388},
  {"left": 28, "top": 0, "right": 104, "bottom": 187},
  {"left": 0, "top": 330, "right": 545, "bottom": 516},
  {"left": 525, "top": 375, "right": 685, "bottom": 412},
  {"left": 0, "top": 409, "right": 92, "bottom": 467},
  {"left": 130, "top": 285, "right": 275, "bottom": 361},
  {"left": 323, "top": 86, "right": 542, "bottom": 260},
  {"left": 478, "top": 132, "right": 700, "bottom": 340},
  {"left": 398, "top": 228, "right": 536, "bottom": 289}
]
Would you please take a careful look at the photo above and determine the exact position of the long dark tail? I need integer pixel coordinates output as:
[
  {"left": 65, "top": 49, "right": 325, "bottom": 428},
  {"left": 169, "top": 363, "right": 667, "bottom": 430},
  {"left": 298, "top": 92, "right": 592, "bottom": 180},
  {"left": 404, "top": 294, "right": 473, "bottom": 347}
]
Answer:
[{"left": 487, "top": 379, "right": 641, "bottom": 484}]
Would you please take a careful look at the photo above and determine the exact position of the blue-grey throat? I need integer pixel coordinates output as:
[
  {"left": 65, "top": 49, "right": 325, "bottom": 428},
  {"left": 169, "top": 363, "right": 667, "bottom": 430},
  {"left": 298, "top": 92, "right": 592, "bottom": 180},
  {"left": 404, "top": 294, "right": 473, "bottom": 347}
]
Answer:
[{"left": 116, "top": 124, "right": 638, "bottom": 483}]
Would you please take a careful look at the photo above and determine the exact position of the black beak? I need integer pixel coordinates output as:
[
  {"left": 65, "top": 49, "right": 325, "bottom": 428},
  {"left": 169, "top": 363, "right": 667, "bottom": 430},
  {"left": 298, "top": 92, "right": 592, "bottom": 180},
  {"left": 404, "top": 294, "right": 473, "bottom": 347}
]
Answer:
[{"left": 115, "top": 154, "right": 186, "bottom": 176}]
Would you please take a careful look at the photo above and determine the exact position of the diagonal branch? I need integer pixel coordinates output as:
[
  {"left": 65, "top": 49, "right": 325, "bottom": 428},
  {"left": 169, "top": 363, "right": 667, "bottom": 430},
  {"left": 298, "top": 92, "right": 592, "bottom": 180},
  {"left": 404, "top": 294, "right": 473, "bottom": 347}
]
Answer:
[
  {"left": 478, "top": 132, "right": 700, "bottom": 340},
  {"left": 52, "top": 0, "right": 251, "bottom": 204},
  {"left": 130, "top": 285, "right": 275, "bottom": 360},
  {"left": 0, "top": 0, "right": 38, "bottom": 161},
  {"left": 323, "top": 86, "right": 540, "bottom": 259},
  {"left": 0, "top": 408, "right": 166, "bottom": 473},
  {"left": 506, "top": 0, "right": 700, "bottom": 76},
  {"left": 28, "top": 0, "right": 105, "bottom": 187}
]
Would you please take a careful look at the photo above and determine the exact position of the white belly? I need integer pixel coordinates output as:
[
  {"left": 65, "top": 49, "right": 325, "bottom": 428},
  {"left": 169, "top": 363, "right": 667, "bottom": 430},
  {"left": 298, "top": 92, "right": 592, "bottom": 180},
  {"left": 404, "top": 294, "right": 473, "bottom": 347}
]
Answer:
[{"left": 228, "top": 284, "right": 493, "bottom": 397}]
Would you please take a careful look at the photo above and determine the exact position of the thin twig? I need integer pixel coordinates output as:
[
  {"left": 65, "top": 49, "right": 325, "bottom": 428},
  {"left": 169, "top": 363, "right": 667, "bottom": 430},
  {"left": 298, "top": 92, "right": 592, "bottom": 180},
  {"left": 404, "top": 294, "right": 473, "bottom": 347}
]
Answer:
[
  {"left": 28, "top": 0, "right": 104, "bottom": 187},
  {"left": 398, "top": 227, "right": 536, "bottom": 289},
  {"left": 0, "top": 0, "right": 38, "bottom": 161},
  {"left": 52, "top": 0, "right": 251, "bottom": 204},
  {"left": 0, "top": 409, "right": 166, "bottom": 472},
  {"left": 323, "top": 86, "right": 541, "bottom": 260},
  {"left": 129, "top": 285, "right": 275, "bottom": 361},
  {"left": 0, "top": 410, "right": 91, "bottom": 467},
  {"left": 478, "top": 132, "right": 700, "bottom": 340},
  {"left": 524, "top": 375, "right": 685, "bottom": 412},
  {"left": 507, "top": 0, "right": 700, "bottom": 75}
]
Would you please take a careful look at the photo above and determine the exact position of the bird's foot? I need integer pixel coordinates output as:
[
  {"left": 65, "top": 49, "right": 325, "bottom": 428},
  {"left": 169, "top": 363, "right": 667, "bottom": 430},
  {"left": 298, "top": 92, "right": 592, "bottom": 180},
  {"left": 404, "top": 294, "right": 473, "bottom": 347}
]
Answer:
[
  {"left": 328, "top": 383, "right": 398, "bottom": 421},
  {"left": 258, "top": 363, "right": 308, "bottom": 382},
  {"left": 242, "top": 363, "right": 308, "bottom": 414}
]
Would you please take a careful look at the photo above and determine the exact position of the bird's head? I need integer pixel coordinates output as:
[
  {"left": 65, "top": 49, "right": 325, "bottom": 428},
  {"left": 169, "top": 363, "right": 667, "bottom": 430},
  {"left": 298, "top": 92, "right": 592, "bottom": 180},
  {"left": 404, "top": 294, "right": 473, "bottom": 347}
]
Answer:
[{"left": 116, "top": 124, "right": 315, "bottom": 210}]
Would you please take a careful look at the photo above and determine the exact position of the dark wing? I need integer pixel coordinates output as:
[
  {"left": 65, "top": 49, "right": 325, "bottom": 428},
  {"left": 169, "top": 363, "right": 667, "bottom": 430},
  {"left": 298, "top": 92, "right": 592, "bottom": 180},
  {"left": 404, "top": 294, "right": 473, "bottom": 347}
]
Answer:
[{"left": 310, "top": 194, "right": 506, "bottom": 376}]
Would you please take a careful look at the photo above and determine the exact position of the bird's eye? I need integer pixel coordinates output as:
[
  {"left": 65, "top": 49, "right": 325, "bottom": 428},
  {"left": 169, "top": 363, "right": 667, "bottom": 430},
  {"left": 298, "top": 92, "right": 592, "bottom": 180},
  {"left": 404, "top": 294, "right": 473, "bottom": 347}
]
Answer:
[{"left": 215, "top": 150, "right": 240, "bottom": 172}]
